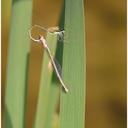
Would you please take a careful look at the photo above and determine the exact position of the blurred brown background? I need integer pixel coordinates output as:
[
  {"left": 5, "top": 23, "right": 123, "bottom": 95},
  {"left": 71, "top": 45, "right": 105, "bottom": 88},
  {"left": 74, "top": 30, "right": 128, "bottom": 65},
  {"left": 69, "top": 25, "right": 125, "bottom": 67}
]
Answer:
[{"left": 2, "top": 0, "right": 126, "bottom": 128}]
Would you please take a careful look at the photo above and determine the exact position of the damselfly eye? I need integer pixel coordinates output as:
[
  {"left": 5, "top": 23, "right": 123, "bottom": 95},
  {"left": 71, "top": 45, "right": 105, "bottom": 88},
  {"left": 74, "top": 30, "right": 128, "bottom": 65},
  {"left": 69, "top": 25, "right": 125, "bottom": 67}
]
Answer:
[{"left": 57, "top": 30, "right": 65, "bottom": 42}]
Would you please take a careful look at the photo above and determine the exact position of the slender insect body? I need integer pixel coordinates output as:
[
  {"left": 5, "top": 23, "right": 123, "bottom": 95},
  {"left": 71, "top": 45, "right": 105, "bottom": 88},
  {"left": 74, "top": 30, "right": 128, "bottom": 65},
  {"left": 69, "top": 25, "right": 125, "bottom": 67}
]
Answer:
[
  {"left": 39, "top": 38, "right": 68, "bottom": 93},
  {"left": 29, "top": 26, "right": 68, "bottom": 93}
]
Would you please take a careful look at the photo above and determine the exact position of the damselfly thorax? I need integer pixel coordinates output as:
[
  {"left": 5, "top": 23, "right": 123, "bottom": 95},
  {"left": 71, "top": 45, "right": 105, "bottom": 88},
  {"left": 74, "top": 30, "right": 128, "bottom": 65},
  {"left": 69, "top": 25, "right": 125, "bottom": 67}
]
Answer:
[{"left": 29, "top": 25, "right": 66, "bottom": 42}]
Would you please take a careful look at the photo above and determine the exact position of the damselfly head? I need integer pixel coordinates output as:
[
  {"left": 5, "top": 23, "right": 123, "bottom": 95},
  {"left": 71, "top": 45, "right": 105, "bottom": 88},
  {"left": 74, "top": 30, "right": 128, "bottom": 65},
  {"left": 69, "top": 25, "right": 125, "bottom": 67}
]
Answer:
[{"left": 57, "top": 30, "right": 65, "bottom": 42}]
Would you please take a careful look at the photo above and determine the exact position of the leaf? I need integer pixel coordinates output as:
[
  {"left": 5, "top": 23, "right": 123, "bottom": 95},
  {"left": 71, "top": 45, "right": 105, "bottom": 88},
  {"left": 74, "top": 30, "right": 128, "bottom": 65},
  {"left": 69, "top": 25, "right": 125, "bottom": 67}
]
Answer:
[
  {"left": 4, "top": 1, "right": 32, "bottom": 128},
  {"left": 60, "top": 0, "right": 86, "bottom": 128},
  {"left": 34, "top": 33, "right": 59, "bottom": 128}
]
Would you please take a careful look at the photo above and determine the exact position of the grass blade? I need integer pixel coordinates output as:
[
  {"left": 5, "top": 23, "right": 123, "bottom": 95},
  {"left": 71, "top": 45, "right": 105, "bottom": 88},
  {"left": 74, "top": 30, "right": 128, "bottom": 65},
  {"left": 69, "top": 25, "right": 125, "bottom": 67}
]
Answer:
[
  {"left": 43, "top": 82, "right": 59, "bottom": 128},
  {"left": 44, "top": 6, "right": 66, "bottom": 127},
  {"left": 60, "top": 0, "right": 86, "bottom": 128},
  {"left": 34, "top": 33, "right": 59, "bottom": 128},
  {"left": 5, "top": 1, "right": 32, "bottom": 128}
]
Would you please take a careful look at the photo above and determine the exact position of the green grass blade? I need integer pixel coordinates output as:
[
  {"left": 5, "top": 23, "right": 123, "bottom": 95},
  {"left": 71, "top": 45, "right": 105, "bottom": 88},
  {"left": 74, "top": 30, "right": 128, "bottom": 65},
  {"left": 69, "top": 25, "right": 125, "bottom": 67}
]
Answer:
[
  {"left": 5, "top": 1, "right": 32, "bottom": 128},
  {"left": 44, "top": 6, "right": 65, "bottom": 128},
  {"left": 43, "top": 82, "right": 59, "bottom": 128},
  {"left": 60, "top": 0, "right": 86, "bottom": 128},
  {"left": 34, "top": 33, "right": 59, "bottom": 128}
]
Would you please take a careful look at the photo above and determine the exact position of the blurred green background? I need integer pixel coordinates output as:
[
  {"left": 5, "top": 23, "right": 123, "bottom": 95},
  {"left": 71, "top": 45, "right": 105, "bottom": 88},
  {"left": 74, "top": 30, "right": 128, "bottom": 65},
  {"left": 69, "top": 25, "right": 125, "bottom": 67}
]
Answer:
[{"left": 2, "top": 0, "right": 126, "bottom": 128}]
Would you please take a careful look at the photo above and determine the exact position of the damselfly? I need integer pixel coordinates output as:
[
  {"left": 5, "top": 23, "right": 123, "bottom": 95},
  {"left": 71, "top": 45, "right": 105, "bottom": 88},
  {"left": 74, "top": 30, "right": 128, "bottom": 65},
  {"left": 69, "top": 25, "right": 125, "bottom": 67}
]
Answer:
[{"left": 29, "top": 25, "right": 68, "bottom": 93}]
